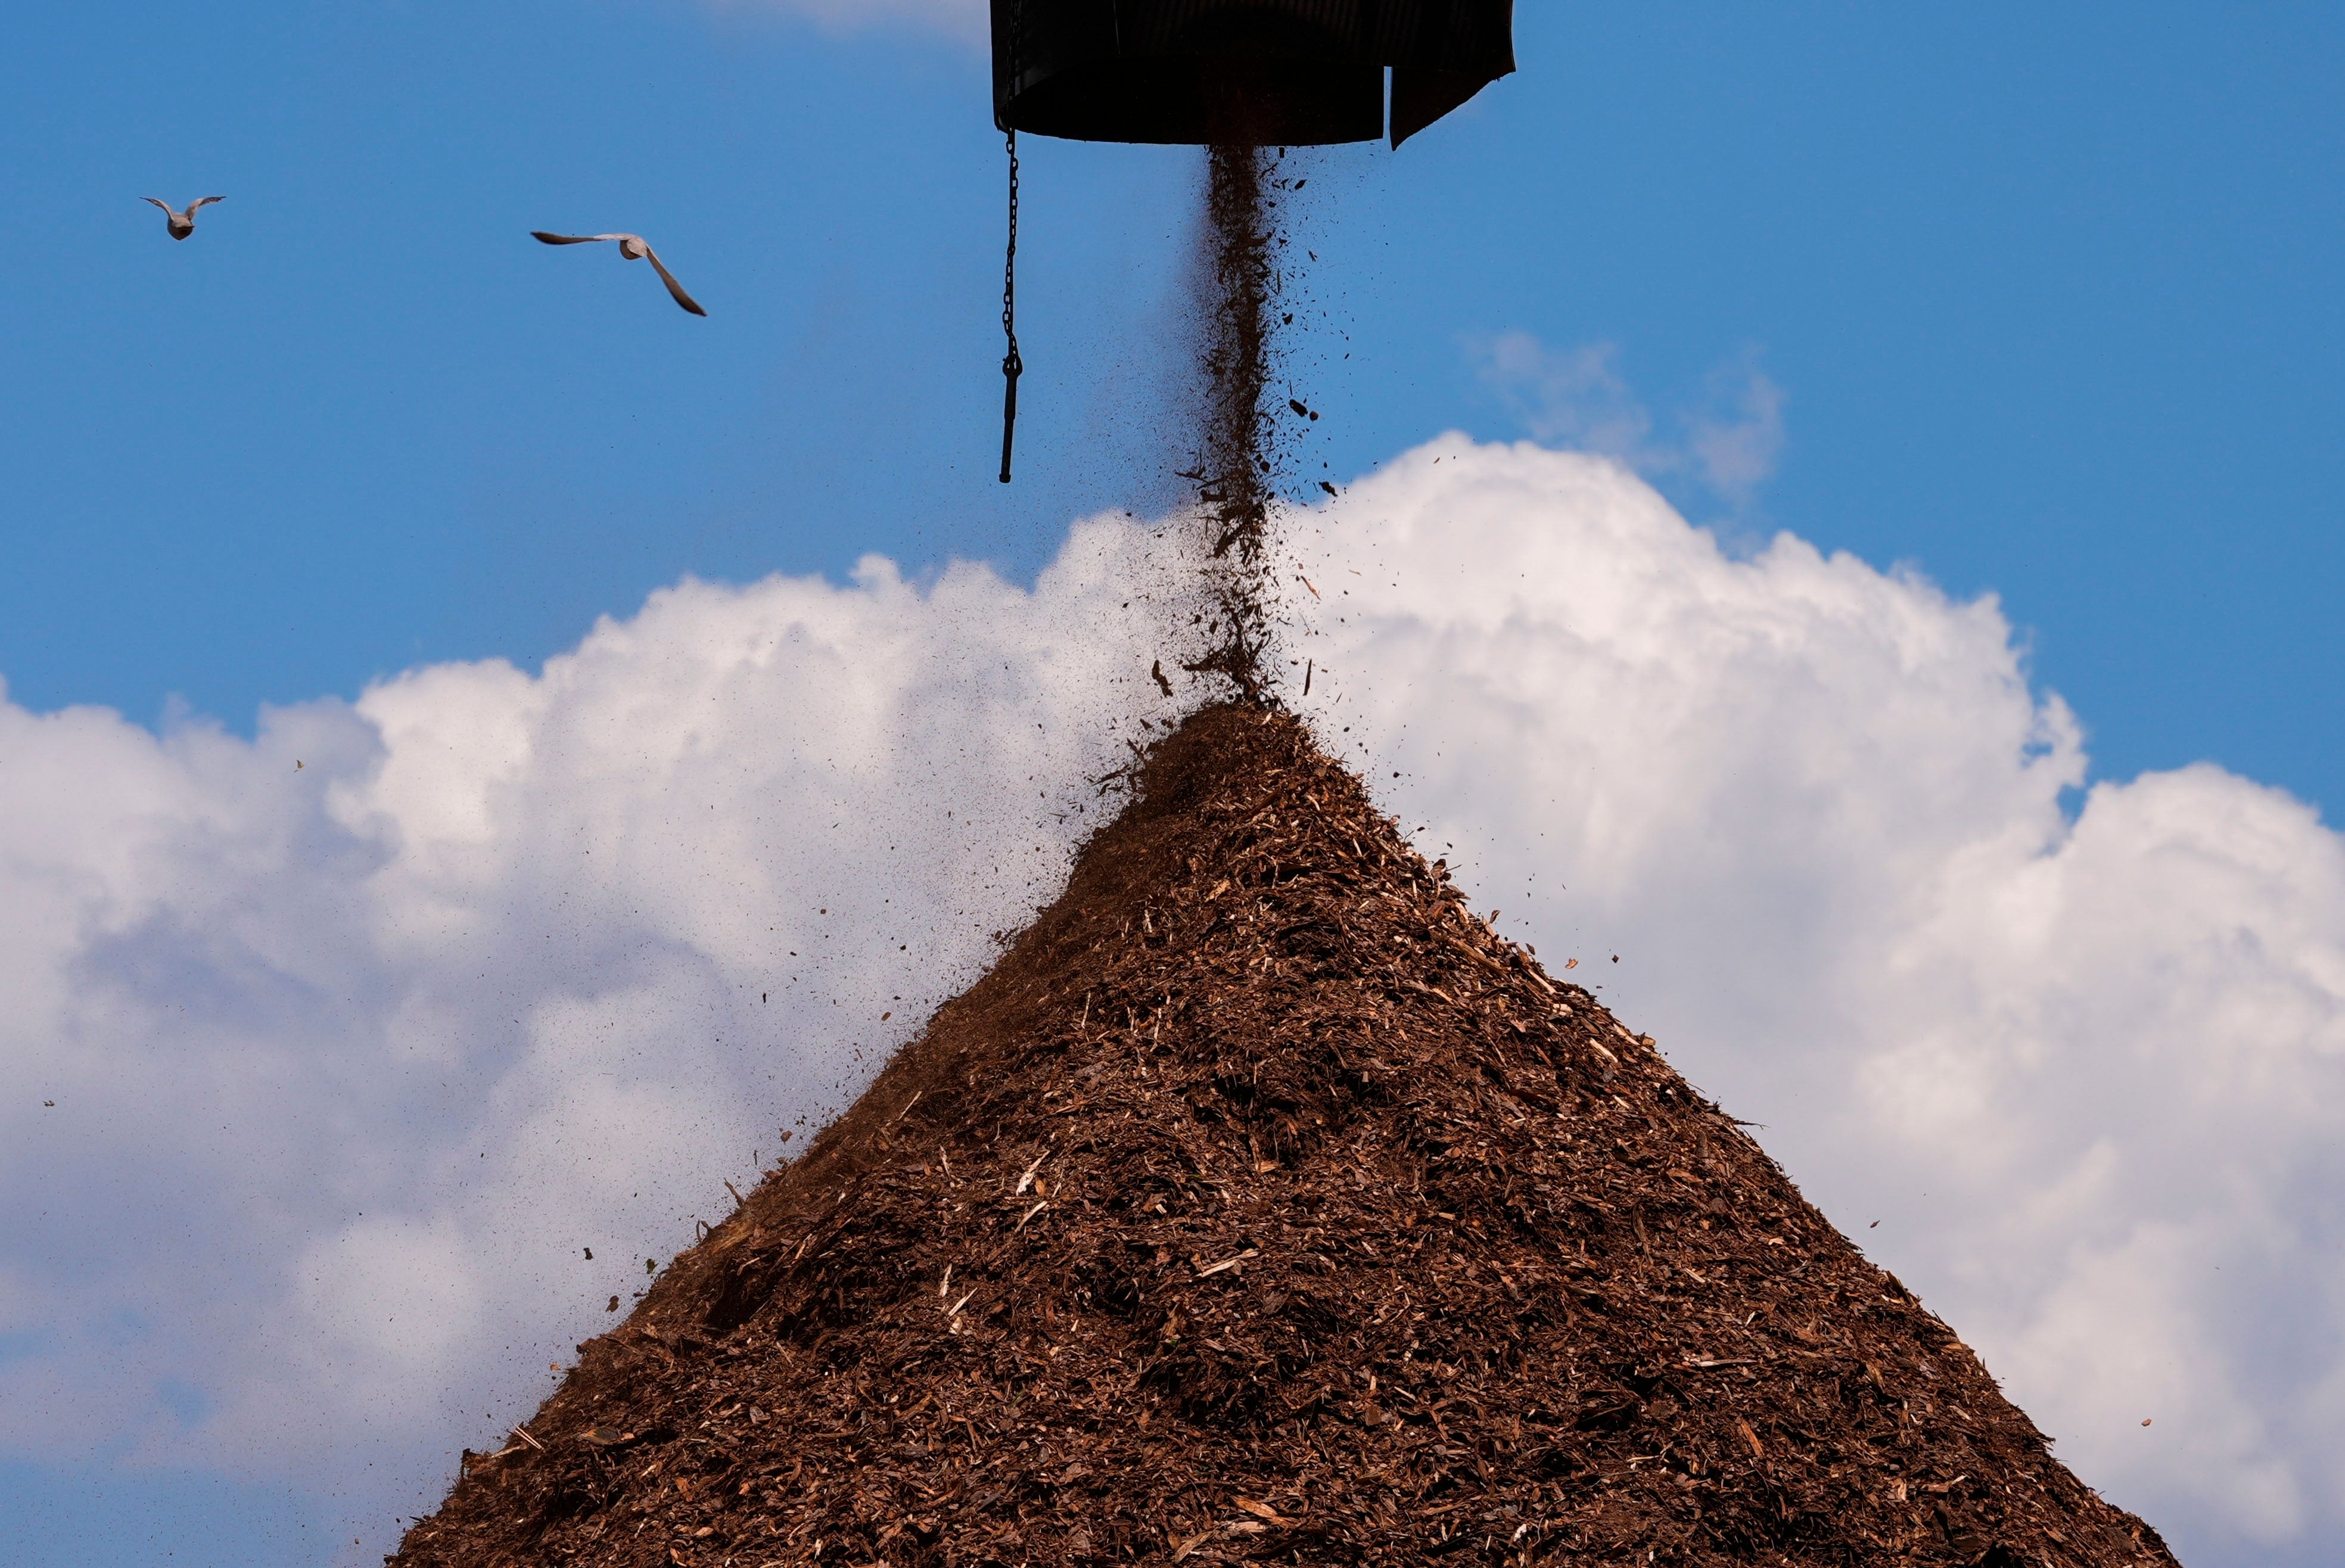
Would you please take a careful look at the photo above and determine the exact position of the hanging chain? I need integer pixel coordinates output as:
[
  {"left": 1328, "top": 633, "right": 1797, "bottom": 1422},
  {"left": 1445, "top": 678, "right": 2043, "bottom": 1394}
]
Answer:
[
  {"left": 998, "top": 127, "right": 1021, "bottom": 484},
  {"left": 996, "top": 0, "right": 1024, "bottom": 484}
]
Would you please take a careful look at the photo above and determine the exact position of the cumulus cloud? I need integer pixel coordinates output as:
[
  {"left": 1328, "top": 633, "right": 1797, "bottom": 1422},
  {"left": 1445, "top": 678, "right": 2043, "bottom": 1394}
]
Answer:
[
  {"left": 0, "top": 527, "right": 1190, "bottom": 1553},
  {"left": 1, "top": 440, "right": 2339, "bottom": 1566},
  {"left": 1290, "top": 440, "right": 2345, "bottom": 1560}
]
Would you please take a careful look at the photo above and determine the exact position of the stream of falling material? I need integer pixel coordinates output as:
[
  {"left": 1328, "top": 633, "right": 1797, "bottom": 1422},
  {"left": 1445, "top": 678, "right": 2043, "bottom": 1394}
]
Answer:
[{"left": 1181, "top": 143, "right": 1286, "bottom": 704}]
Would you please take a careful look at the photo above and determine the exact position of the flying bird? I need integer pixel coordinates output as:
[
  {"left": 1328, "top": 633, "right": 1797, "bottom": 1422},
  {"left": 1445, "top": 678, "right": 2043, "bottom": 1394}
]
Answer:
[
  {"left": 530, "top": 231, "right": 705, "bottom": 316},
  {"left": 145, "top": 195, "right": 223, "bottom": 241}
]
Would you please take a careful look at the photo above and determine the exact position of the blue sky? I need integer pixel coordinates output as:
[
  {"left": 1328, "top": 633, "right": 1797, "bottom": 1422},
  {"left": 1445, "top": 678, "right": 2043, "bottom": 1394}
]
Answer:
[
  {"left": 4, "top": 2, "right": 2341, "bottom": 807},
  {"left": 5, "top": 4, "right": 2345, "bottom": 1564}
]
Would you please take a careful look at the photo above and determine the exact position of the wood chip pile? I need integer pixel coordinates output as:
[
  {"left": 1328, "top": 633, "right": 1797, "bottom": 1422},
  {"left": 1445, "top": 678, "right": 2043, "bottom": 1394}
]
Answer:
[{"left": 391, "top": 703, "right": 2180, "bottom": 1568}]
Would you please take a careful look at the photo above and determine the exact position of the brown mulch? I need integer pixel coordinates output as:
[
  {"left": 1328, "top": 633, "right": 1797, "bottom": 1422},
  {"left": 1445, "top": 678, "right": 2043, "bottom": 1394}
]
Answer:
[{"left": 390, "top": 703, "right": 2181, "bottom": 1568}]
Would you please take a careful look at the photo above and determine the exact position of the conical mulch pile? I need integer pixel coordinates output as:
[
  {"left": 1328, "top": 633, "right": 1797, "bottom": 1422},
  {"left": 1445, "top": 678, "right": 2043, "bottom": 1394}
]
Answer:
[{"left": 392, "top": 705, "right": 2179, "bottom": 1568}]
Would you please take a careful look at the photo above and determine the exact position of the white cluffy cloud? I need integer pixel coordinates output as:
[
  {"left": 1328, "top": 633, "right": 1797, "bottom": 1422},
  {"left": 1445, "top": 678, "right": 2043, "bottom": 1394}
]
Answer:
[
  {"left": 1290, "top": 440, "right": 2345, "bottom": 1563},
  {"left": 0, "top": 527, "right": 1189, "bottom": 1557},
  {"left": 0, "top": 441, "right": 2339, "bottom": 1568}
]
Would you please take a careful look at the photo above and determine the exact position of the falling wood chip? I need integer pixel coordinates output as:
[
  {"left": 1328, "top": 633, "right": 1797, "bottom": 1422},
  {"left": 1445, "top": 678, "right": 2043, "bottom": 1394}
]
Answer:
[
  {"left": 1737, "top": 1418, "right": 1765, "bottom": 1459},
  {"left": 1191, "top": 1248, "right": 1260, "bottom": 1281}
]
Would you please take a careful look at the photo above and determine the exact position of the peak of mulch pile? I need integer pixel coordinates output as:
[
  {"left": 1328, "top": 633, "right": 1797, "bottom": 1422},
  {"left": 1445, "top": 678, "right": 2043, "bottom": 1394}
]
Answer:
[{"left": 392, "top": 705, "right": 2179, "bottom": 1568}]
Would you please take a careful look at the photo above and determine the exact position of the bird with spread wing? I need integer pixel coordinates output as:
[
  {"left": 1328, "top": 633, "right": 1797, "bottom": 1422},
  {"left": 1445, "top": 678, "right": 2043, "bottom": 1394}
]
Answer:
[
  {"left": 145, "top": 196, "right": 223, "bottom": 241},
  {"left": 530, "top": 231, "right": 706, "bottom": 316}
]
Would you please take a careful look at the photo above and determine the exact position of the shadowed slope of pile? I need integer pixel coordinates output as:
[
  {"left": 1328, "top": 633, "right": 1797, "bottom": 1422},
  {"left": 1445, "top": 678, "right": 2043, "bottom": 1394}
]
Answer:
[{"left": 392, "top": 704, "right": 2178, "bottom": 1568}]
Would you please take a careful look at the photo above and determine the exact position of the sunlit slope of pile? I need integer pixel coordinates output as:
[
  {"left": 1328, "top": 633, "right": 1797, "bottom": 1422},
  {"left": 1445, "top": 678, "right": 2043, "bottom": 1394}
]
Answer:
[{"left": 392, "top": 704, "right": 2177, "bottom": 1568}]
